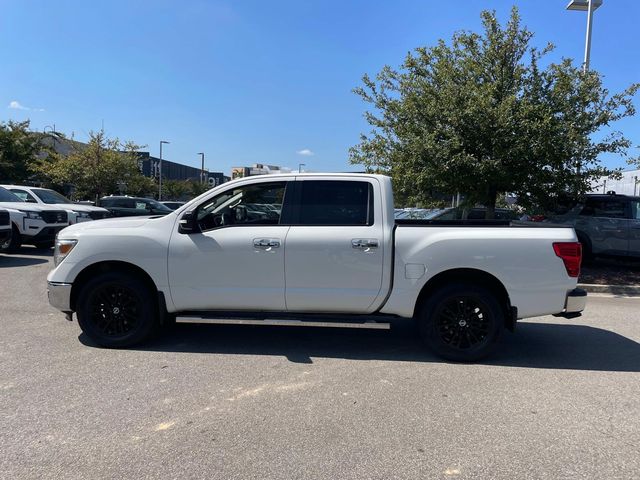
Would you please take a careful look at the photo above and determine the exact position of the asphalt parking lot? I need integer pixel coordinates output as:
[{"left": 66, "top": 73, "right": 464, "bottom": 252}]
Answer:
[{"left": 1, "top": 248, "right": 639, "bottom": 480}]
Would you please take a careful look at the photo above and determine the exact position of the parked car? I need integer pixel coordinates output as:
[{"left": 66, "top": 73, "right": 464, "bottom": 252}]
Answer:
[
  {"left": 547, "top": 193, "right": 640, "bottom": 258},
  {"left": 2, "top": 185, "right": 110, "bottom": 224},
  {"left": 0, "top": 186, "right": 69, "bottom": 251},
  {"left": 430, "top": 207, "right": 519, "bottom": 221},
  {"left": 0, "top": 208, "right": 12, "bottom": 249},
  {"left": 98, "top": 196, "right": 173, "bottom": 217},
  {"left": 47, "top": 174, "right": 585, "bottom": 361},
  {"left": 161, "top": 201, "right": 186, "bottom": 211}
]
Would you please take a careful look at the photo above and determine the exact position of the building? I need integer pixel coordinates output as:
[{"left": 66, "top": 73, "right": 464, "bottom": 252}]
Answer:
[
  {"left": 137, "top": 152, "right": 229, "bottom": 187},
  {"left": 590, "top": 169, "right": 640, "bottom": 196},
  {"left": 231, "top": 164, "right": 292, "bottom": 179}
]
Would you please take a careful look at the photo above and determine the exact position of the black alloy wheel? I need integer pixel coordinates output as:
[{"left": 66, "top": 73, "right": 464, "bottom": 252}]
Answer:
[
  {"left": 76, "top": 271, "right": 158, "bottom": 347},
  {"left": 419, "top": 284, "right": 504, "bottom": 362}
]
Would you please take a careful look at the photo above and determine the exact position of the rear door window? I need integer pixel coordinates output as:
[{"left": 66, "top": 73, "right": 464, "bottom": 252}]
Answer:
[
  {"left": 579, "top": 198, "right": 628, "bottom": 218},
  {"left": 296, "top": 181, "right": 373, "bottom": 226}
]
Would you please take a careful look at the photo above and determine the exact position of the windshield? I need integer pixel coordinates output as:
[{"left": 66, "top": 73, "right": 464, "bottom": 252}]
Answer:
[
  {"left": 32, "top": 188, "right": 72, "bottom": 204},
  {"left": 0, "top": 186, "right": 24, "bottom": 202},
  {"left": 145, "top": 199, "right": 172, "bottom": 212}
]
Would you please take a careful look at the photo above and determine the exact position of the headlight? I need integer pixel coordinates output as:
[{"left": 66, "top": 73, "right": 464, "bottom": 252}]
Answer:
[
  {"left": 21, "top": 210, "right": 42, "bottom": 220},
  {"left": 73, "top": 211, "right": 91, "bottom": 218},
  {"left": 54, "top": 238, "right": 78, "bottom": 266}
]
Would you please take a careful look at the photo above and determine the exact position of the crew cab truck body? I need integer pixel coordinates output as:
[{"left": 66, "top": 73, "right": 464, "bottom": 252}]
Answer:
[
  {"left": 47, "top": 174, "right": 586, "bottom": 361},
  {"left": 0, "top": 186, "right": 69, "bottom": 251}
]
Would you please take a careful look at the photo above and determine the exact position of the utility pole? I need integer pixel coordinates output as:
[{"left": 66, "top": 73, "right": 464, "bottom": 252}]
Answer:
[
  {"left": 159, "top": 140, "right": 170, "bottom": 200},
  {"left": 198, "top": 152, "right": 205, "bottom": 184}
]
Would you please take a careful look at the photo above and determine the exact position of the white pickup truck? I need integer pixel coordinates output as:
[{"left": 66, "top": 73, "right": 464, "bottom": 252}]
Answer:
[{"left": 47, "top": 174, "right": 586, "bottom": 361}]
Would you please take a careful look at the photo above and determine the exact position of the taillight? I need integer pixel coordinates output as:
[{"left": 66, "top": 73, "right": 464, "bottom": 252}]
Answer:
[{"left": 553, "top": 242, "right": 582, "bottom": 278}]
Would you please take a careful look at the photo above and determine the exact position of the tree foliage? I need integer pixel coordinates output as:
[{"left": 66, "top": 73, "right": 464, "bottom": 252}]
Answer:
[
  {"left": 0, "top": 120, "right": 42, "bottom": 182},
  {"left": 32, "top": 130, "right": 150, "bottom": 201},
  {"left": 350, "top": 7, "right": 638, "bottom": 216}
]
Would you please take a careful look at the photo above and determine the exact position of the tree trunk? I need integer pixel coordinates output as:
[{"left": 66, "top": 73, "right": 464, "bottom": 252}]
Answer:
[{"left": 485, "top": 188, "right": 497, "bottom": 219}]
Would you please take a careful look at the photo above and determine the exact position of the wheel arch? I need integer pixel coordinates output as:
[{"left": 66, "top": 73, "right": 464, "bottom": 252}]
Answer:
[
  {"left": 70, "top": 260, "right": 159, "bottom": 312},
  {"left": 413, "top": 268, "right": 516, "bottom": 331}
]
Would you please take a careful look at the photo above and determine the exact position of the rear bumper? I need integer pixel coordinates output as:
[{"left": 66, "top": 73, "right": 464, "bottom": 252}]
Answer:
[
  {"left": 48, "top": 281, "right": 72, "bottom": 313},
  {"left": 554, "top": 288, "right": 587, "bottom": 319}
]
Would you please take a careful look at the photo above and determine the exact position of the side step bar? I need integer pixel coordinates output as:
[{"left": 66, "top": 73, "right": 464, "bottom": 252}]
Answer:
[{"left": 175, "top": 314, "right": 391, "bottom": 330}]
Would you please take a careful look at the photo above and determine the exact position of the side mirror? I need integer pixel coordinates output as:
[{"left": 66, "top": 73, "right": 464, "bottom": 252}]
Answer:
[{"left": 178, "top": 210, "right": 199, "bottom": 234}]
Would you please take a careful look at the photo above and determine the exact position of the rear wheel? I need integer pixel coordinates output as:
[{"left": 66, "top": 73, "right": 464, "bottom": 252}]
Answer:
[
  {"left": 418, "top": 284, "right": 504, "bottom": 362},
  {"left": 76, "top": 271, "right": 158, "bottom": 347}
]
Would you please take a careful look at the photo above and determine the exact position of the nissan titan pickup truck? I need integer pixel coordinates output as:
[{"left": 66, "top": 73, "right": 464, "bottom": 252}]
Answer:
[{"left": 47, "top": 174, "right": 586, "bottom": 361}]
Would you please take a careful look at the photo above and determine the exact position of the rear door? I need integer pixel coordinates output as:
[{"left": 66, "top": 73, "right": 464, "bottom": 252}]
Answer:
[
  {"left": 575, "top": 197, "right": 629, "bottom": 255},
  {"left": 284, "top": 178, "right": 385, "bottom": 313}
]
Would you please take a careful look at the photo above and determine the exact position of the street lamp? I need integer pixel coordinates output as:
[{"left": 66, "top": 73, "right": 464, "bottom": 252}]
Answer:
[
  {"left": 566, "top": 0, "right": 603, "bottom": 73},
  {"left": 198, "top": 152, "right": 205, "bottom": 184},
  {"left": 298, "top": 163, "right": 306, "bottom": 173},
  {"left": 159, "top": 140, "right": 170, "bottom": 200}
]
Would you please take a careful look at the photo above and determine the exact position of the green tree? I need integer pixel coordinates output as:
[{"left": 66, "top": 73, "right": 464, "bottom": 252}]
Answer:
[
  {"left": 0, "top": 120, "right": 42, "bottom": 182},
  {"left": 189, "top": 181, "right": 211, "bottom": 197},
  {"left": 33, "top": 130, "right": 148, "bottom": 201},
  {"left": 162, "top": 179, "right": 194, "bottom": 200},
  {"left": 350, "top": 8, "right": 638, "bottom": 217}
]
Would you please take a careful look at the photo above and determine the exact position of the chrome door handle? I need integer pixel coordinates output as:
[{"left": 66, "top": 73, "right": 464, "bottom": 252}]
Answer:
[
  {"left": 352, "top": 238, "right": 379, "bottom": 249},
  {"left": 253, "top": 238, "right": 280, "bottom": 249}
]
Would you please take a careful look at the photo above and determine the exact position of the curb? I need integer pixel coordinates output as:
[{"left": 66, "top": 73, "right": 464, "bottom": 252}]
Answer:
[{"left": 578, "top": 283, "right": 640, "bottom": 297}]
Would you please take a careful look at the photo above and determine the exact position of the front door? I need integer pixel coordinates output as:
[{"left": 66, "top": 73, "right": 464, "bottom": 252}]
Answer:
[
  {"left": 168, "top": 180, "right": 291, "bottom": 311},
  {"left": 284, "top": 179, "right": 385, "bottom": 313}
]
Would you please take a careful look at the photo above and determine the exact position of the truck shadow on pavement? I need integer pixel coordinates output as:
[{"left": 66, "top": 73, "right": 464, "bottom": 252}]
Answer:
[
  {"left": 0, "top": 253, "right": 50, "bottom": 267},
  {"left": 89, "top": 319, "right": 640, "bottom": 372}
]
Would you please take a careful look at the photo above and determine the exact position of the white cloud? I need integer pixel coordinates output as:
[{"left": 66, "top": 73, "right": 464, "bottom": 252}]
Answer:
[
  {"left": 296, "top": 148, "right": 314, "bottom": 156},
  {"left": 8, "top": 100, "right": 44, "bottom": 112}
]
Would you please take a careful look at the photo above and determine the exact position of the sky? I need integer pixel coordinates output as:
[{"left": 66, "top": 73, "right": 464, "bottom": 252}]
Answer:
[{"left": 2, "top": 0, "right": 639, "bottom": 175}]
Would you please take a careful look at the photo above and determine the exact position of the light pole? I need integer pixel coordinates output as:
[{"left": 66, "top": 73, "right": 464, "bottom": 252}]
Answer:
[
  {"left": 566, "top": 0, "right": 603, "bottom": 73},
  {"left": 298, "top": 163, "right": 306, "bottom": 173},
  {"left": 198, "top": 152, "right": 205, "bottom": 184},
  {"left": 158, "top": 140, "right": 170, "bottom": 200}
]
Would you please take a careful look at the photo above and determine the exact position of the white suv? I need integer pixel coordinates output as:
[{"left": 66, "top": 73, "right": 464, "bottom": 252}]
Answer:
[
  {"left": 0, "top": 186, "right": 69, "bottom": 251},
  {"left": 2, "top": 185, "right": 110, "bottom": 224}
]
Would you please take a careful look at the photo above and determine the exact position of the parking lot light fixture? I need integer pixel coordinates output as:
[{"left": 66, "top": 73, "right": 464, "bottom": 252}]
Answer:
[{"left": 566, "top": 0, "right": 603, "bottom": 73}]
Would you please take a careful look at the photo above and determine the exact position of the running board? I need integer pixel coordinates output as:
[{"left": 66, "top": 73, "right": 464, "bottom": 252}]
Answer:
[{"left": 175, "top": 315, "right": 391, "bottom": 330}]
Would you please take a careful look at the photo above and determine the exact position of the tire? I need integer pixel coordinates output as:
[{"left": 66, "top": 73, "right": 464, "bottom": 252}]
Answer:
[
  {"left": 576, "top": 232, "right": 593, "bottom": 262},
  {"left": 1, "top": 225, "right": 22, "bottom": 253},
  {"left": 418, "top": 283, "right": 504, "bottom": 362},
  {"left": 76, "top": 271, "right": 159, "bottom": 348}
]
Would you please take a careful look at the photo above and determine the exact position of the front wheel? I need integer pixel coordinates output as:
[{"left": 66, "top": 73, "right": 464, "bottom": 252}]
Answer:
[
  {"left": 418, "top": 284, "right": 504, "bottom": 362},
  {"left": 1, "top": 225, "right": 22, "bottom": 253},
  {"left": 76, "top": 271, "right": 159, "bottom": 347}
]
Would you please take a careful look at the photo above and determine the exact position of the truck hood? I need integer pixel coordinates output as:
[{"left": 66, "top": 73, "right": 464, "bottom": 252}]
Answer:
[
  {"left": 51, "top": 203, "right": 109, "bottom": 213},
  {"left": 59, "top": 215, "right": 162, "bottom": 237},
  {"left": 0, "top": 201, "right": 68, "bottom": 212}
]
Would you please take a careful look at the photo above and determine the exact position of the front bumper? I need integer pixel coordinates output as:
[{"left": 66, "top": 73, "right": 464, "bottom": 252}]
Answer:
[
  {"left": 554, "top": 288, "right": 587, "bottom": 319},
  {"left": 48, "top": 281, "right": 72, "bottom": 312},
  {"left": 25, "top": 226, "right": 66, "bottom": 244}
]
